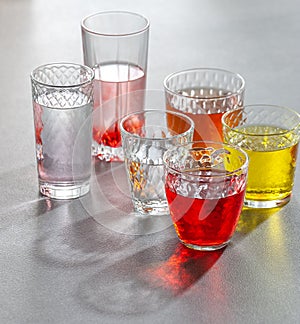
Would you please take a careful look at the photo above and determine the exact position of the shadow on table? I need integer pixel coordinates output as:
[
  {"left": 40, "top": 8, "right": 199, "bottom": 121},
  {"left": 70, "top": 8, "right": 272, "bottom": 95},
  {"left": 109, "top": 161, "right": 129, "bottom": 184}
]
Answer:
[
  {"left": 33, "top": 220, "right": 136, "bottom": 268},
  {"left": 0, "top": 163, "right": 78, "bottom": 231},
  {"left": 32, "top": 198, "right": 136, "bottom": 268},
  {"left": 77, "top": 238, "right": 224, "bottom": 316},
  {"left": 80, "top": 159, "right": 173, "bottom": 235}
]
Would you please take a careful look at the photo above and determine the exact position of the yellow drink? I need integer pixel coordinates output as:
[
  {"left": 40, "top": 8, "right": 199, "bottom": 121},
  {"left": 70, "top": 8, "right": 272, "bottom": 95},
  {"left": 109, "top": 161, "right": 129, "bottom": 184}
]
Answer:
[
  {"left": 225, "top": 125, "right": 299, "bottom": 205},
  {"left": 245, "top": 143, "right": 298, "bottom": 201}
]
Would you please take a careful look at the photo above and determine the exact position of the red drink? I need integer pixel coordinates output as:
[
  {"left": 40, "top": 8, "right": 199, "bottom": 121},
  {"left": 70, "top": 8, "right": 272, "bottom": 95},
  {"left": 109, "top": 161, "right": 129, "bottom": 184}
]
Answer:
[
  {"left": 163, "top": 139, "right": 248, "bottom": 250},
  {"left": 165, "top": 179, "right": 245, "bottom": 248},
  {"left": 92, "top": 63, "right": 146, "bottom": 160}
]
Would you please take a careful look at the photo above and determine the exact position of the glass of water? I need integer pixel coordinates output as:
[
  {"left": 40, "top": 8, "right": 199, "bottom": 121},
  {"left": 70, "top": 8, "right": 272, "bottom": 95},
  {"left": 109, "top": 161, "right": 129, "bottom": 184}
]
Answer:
[
  {"left": 120, "top": 109, "right": 194, "bottom": 216},
  {"left": 31, "top": 63, "right": 94, "bottom": 199}
]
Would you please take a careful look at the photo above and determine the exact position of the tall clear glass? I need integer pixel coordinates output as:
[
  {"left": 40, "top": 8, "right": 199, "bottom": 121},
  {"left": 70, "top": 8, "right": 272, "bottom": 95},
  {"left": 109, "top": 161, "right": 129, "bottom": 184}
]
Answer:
[
  {"left": 81, "top": 11, "right": 150, "bottom": 162},
  {"left": 31, "top": 63, "right": 94, "bottom": 199}
]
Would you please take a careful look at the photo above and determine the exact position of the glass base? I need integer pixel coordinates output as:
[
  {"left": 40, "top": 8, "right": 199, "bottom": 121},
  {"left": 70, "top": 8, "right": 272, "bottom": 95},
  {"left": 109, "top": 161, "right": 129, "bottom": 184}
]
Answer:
[
  {"left": 133, "top": 199, "right": 170, "bottom": 216},
  {"left": 92, "top": 142, "right": 124, "bottom": 162},
  {"left": 244, "top": 194, "right": 291, "bottom": 209},
  {"left": 39, "top": 180, "right": 90, "bottom": 200},
  {"left": 180, "top": 239, "right": 229, "bottom": 251}
]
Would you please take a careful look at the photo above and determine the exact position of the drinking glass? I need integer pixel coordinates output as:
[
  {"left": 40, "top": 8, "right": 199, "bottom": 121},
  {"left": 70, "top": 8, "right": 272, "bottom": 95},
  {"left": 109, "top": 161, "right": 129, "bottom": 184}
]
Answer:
[
  {"left": 120, "top": 110, "right": 194, "bottom": 216},
  {"left": 31, "top": 63, "right": 94, "bottom": 199},
  {"left": 164, "top": 68, "right": 245, "bottom": 141},
  {"left": 81, "top": 11, "right": 150, "bottom": 161},
  {"left": 163, "top": 141, "right": 248, "bottom": 251},
  {"left": 222, "top": 104, "right": 300, "bottom": 208}
]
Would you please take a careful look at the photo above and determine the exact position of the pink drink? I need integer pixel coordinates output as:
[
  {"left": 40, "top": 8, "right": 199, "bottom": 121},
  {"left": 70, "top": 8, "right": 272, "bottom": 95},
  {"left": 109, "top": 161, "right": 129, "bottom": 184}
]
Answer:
[{"left": 92, "top": 63, "right": 146, "bottom": 161}]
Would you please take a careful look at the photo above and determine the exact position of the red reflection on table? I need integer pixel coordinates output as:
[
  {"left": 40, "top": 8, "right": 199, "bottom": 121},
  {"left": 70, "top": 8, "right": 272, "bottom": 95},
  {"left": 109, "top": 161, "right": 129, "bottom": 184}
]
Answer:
[{"left": 140, "top": 243, "right": 224, "bottom": 295}]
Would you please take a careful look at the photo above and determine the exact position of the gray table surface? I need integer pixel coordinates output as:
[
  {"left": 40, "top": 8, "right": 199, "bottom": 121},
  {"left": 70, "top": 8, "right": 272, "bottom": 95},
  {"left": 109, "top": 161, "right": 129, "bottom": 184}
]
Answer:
[{"left": 1, "top": 0, "right": 300, "bottom": 323}]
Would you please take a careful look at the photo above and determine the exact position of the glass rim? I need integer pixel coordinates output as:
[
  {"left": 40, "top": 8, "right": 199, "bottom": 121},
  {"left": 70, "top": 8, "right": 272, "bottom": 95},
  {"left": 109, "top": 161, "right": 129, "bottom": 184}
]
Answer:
[
  {"left": 120, "top": 109, "right": 195, "bottom": 142},
  {"left": 163, "top": 140, "right": 249, "bottom": 178},
  {"left": 163, "top": 67, "right": 245, "bottom": 100},
  {"left": 81, "top": 10, "right": 150, "bottom": 37},
  {"left": 222, "top": 104, "right": 300, "bottom": 136},
  {"left": 30, "top": 62, "right": 94, "bottom": 88}
]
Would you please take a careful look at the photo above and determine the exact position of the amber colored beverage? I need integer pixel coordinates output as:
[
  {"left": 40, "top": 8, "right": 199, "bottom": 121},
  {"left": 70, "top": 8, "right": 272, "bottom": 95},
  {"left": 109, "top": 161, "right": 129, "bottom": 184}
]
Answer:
[
  {"left": 166, "top": 87, "right": 238, "bottom": 141},
  {"left": 167, "top": 104, "right": 223, "bottom": 141},
  {"left": 165, "top": 185, "right": 245, "bottom": 248}
]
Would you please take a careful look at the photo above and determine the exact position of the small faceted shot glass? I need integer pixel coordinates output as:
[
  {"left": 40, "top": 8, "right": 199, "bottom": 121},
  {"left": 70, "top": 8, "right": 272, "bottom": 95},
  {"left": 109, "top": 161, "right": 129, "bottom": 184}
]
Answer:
[
  {"left": 31, "top": 63, "right": 94, "bottom": 199},
  {"left": 163, "top": 141, "right": 248, "bottom": 251},
  {"left": 222, "top": 104, "right": 300, "bottom": 208},
  {"left": 120, "top": 110, "right": 194, "bottom": 216},
  {"left": 164, "top": 68, "right": 245, "bottom": 141}
]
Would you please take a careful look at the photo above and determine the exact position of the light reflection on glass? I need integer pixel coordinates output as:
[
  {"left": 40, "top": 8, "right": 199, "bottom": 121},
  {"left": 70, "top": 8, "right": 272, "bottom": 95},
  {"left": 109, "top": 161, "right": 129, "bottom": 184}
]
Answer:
[
  {"left": 265, "top": 213, "right": 294, "bottom": 275},
  {"left": 237, "top": 206, "right": 295, "bottom": 282}
]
